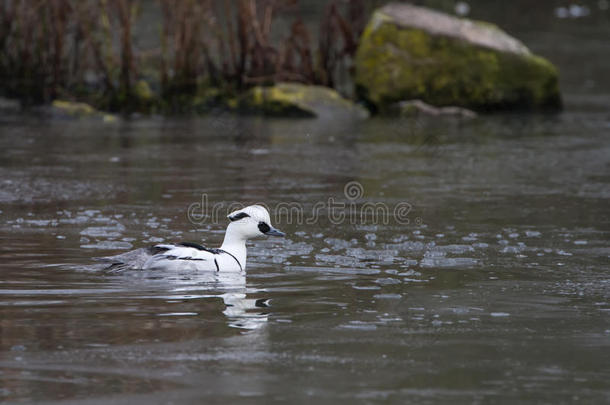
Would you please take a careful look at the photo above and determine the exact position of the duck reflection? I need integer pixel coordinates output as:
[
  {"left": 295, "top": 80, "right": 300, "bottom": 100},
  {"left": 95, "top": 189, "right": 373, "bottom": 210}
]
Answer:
[
  {"left": 140, "top": 268, "right": 270, "bottom": 331},
  {"left": 211, "top": 270, "right": 269, "bottom": 330},
  {"left": 221, "top": 290, "right": 270, "bottom": 330}
]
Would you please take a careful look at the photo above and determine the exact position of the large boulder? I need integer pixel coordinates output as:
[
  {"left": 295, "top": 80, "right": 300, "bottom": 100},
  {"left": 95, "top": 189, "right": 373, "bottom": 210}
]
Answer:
[
  {"left": 355, "top": 3, "right": 562, "bottom": 112},
  {"left": 238, "top": 82, "right": 369, "bottom": 119}
]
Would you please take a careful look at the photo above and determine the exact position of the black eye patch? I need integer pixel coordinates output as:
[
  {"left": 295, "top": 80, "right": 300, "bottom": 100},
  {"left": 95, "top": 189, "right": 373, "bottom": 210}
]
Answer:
[
  {"left": 229, "top": 212, "right": 250, "bottom": 221},
  {"left": 258, "top": 222, "right": 271, "bottom": 233}
]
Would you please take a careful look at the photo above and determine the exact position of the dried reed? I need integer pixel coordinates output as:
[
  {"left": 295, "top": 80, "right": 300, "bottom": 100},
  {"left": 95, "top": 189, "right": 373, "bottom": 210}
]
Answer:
[{"left": 0, "top": 0, "right": 368, "bottom": 110}]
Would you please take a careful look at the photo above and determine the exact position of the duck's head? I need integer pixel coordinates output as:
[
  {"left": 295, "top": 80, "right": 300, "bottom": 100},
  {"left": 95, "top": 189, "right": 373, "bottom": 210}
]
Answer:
[{"left": 226, "top": 205, "right": 285, "bottom": 240}]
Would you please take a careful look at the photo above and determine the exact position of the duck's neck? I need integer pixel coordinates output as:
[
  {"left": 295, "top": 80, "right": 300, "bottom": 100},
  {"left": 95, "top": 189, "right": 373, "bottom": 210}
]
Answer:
[{"left": 219, "top": 223, "right": 247, "bottom": 269}]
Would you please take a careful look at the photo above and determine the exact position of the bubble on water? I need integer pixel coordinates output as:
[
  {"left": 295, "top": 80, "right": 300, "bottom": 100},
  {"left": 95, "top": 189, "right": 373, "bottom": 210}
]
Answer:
[
  {"left": 375, "top": 277, "right": 401, "bottom": 285},
  {"left": 434, "top": 244, "right": 474, "bottom": 254},
  {"left": 250, "top": 148, "right": 269, "bottom": 155},
  {"left": 373, "top": 294, "right": 402, "bottom": 300},
  {"left": 365, "top": 233, "right": 377, "bottom": 241},
  {"left": 451, "top": 307, "right": 470, "bottom": 314},
  {"left": 391, "top": 235, "right": 409, "bottom": 243},
  {"left": 80, "top": 241, "right": 133, "bottom": 249},
  {"left": 339, "top": 322, "right": 378, "bottom": 331},
  {"left": 399, "top": 259, "right": 419, "bottom": 268},
  {"left": 157, "top": 312, "right": 198, "bottom": 317},
  {"left": 574, "top": 240, "right": 588, "bottom": 245},
  {"left": 404, "top": 278, "right": 428, "bottom": 283},
  {"left": 525, "top": 230, "right": 541, "bottom": 237},
  {"left": 324, "top": 238, "right": 355, "bottom": 250},
  {"left": 501, "top": 246, "right": 522, "bottom": 254},
  {"left": 387, "top": 240, "right": 427, "bottom": 252},
  {"left": 490, "top": 312, "right": 510, "bottom": 317},
  {"left": 25, "top": 219, "right": 58, "bottom": 226},
  {"left": 56, "top": 235, "right": 66, "bottom": 240},
  {"left": 424, "top": 250, "right": 446, "bottom": 259},
  {"left": 399, "top": 269, "right": 421, "bottom": 277},
  {"left": 146, "top": 218, "right": 160, "bottom": 229},
  {"left": 420, "top": 256, "right": 478, "bottom": 268},
  {"left": 315, "top": 253, "right": 366, "bottom": 268},
  {"left": 462, "top": 233, "right": 478, "bottom": 242},
  {"left": 80, "top": 225, "right": 124, "bottom": 238},
  {"left": 556, "top": 250, "right": 573, "bottom": 256},
  {"left": 352, "top": 285, "right": 381, "bottom": 290}
]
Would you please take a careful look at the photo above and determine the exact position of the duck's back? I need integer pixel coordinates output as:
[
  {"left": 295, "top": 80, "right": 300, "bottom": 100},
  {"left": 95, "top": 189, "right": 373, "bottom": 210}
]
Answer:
[
  {"left": 143, "top": 244, "right": 219, "bottom": 271},
  {"left": 97, "top": 243, "right": 243, "bottom": 272}
]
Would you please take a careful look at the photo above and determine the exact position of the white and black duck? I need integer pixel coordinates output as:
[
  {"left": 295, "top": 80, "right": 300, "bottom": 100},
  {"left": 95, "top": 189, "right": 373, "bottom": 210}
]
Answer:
[{"left": 97, "top": 205, "right": 284, "bottom": 272}]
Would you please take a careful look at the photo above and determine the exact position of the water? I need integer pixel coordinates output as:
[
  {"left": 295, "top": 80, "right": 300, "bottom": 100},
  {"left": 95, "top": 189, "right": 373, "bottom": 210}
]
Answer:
[
  {"left": 2, "top": 5, "right": 610, "bottom": 405},
  {"left": 1, "top": 108, "right": 608, "bottom": 403}
]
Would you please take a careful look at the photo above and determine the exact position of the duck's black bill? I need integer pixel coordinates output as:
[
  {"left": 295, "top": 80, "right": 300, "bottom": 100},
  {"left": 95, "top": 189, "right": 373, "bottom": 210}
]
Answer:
[{"left": 265, "top": 227, "right": 285, "bottom": 237}]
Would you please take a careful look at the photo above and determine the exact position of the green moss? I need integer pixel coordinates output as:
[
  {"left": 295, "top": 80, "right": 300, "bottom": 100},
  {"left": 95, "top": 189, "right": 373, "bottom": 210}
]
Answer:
[
  {"left": 240, "top": 85, "right": 316, "bottom": 117},
  {"left": 134, "top": 80, "right": 153, "bottom": 101},
  {"left": 355, "top": 12, "right": 561, "bottom": 112},
  {"left": 238, "top": 82, "right": 368, "bottom": 118},
  {"left": 51, "top": 100, "right": 117, "bottom": 122}
]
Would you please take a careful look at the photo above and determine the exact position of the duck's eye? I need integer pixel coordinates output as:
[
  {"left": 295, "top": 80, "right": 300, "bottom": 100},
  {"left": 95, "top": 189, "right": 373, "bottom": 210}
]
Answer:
[
  {"left": 258, "top": 222, "right": 270, "bottom": 233},
  {"left": 229, "top": 212, "right": 250, "bottom": 221}
]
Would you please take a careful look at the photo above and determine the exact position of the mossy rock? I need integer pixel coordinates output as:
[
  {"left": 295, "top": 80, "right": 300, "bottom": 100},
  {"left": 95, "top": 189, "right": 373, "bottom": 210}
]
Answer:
[
  {"left": 51, "top": 100, "right": 117, "bottom": 122},
  {"left": 355, "top": 3, "right": 562, "bottom": 112},
  {"left": 239, "top": 82, "right": 369, "bottom": 119}
]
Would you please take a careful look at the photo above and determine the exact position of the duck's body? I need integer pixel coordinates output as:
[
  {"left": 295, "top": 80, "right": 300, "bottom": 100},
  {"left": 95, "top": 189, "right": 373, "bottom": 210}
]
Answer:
[{"left": 97, "top": 205, "right": 284, "bottom": 272}]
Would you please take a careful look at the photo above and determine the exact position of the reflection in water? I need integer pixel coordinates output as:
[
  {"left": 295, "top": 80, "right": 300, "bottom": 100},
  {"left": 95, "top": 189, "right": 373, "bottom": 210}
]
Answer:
[
  {"left": 122, "top": 267, "right": 270, "bottom": 331},
  {"left": 221, "top": 291, "right": 269, "bottom": 330}
]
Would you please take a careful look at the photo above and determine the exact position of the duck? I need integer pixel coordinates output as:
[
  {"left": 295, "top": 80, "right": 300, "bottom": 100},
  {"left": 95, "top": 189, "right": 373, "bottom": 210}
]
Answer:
[{"left": 96, "top": 205, "right": 284, "bottom": 272}]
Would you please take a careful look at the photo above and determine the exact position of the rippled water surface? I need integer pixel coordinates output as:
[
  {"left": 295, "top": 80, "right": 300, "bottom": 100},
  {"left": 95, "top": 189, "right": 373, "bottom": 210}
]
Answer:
[
  {"left": 1, "top": 107, "right": 608, "bottom": 403},
  {"left": 2, "top": 10, "right": 610, "bottom": 405}
]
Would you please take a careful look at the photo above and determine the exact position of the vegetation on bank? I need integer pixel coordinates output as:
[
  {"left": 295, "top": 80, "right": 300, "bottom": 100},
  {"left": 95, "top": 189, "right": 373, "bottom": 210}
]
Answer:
[{"left": 0, "top": 0, "right": 366, "bottom": 113}]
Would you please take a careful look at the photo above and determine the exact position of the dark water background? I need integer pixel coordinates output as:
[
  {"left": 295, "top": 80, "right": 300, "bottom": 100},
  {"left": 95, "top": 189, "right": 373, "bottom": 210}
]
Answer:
[{"left": 1, "top": 1, "right": 609, "bottom": 404}]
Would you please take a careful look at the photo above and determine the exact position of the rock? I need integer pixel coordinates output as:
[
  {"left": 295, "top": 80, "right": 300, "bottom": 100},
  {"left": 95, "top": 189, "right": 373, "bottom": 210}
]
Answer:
[
  {"left": 239, "top": 82, "right": 369, "bottom": 119},
  {"left": 50, "top": 100, "right": 117, "bottom": 122},
  {"left": 355, "top": 3, "right": 562, "bottom": 112},
  {"left": 395, "top": 100, "right": 477, "bottom": 118}
]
